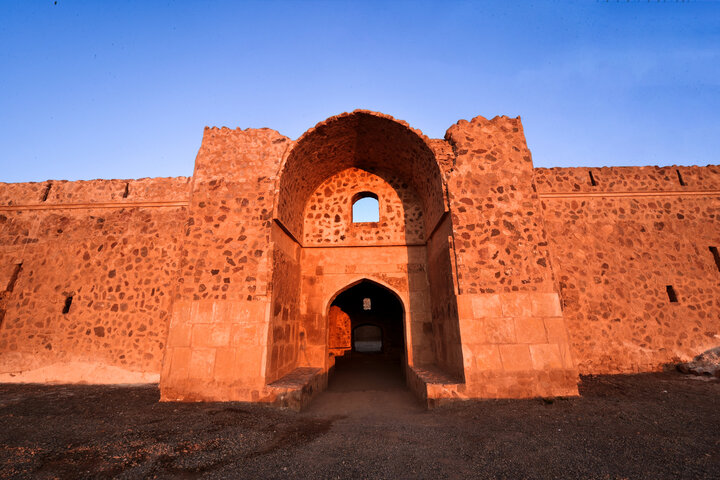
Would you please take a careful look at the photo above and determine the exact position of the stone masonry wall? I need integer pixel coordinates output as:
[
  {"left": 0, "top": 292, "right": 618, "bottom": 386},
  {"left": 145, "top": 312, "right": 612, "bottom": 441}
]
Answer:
[
  {"left": 444, "top": 115, "right": 578, "bottom": 398},
  {"left": 0, "top": 177, "right": 190, "bottom": 383},
  {"left": 536, "top": 165, "right": 720, "bottom": 374},
  {"left": 6, "top": 110, "right": 715, "bottom": 405},
  {"left": 160, "top": 127, "right": 291, "bottom": 402},
  {"left": 266, "top": 223, "right": 302, "bottom": 383},
  {"left": 425, "top": 216, "right": 464, "bottom": 379},
  {"left": 303, "top": 167, "right": 425, "bottom": 246},
  {"left": 276, "top": 111, "right": 446, "bottom": 241},
  {"left": 299, "top": 245, "right": 434, "bottom": 369}
]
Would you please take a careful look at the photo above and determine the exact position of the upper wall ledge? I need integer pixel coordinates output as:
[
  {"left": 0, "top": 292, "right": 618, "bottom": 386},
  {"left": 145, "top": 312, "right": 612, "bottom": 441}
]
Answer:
[
  {"left": 0, "top": 177, "right": 191, "bottom": 208},
  {"left": 534, "top": 165, "right": 720, "bottom": 196}
]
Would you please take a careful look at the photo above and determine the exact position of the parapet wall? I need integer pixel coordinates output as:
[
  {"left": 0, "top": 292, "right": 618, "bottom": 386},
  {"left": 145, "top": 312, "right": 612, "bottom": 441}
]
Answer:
[
  {"left": 0, "top": 177, "right": 190, "bottom": 205},
  {"left": 536, "top": 165, "right": 720, "bottom": 374},
  {"left": 0, "top": 176, "right": 190, "bottom": 383}
]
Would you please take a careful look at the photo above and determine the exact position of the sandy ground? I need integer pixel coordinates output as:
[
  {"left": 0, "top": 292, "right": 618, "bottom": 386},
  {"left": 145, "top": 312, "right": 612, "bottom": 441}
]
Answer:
[{"left": 0, "top": 356, "right": 718, "bottom": 479}]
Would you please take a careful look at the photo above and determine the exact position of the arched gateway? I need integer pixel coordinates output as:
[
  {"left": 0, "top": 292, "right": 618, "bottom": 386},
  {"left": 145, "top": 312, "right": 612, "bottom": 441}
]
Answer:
[
  {"left": 158, "top": 110, "right": 580, "bottom": 408},
  {"left": 3, "top": 109, "right": 716, "bottom": 409}
]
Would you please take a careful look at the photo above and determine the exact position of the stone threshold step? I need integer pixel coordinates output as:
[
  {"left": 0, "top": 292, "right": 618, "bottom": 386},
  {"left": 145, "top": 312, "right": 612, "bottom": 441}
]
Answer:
[
  {"left": 266, "top": 367, "right": 327, "bottom": 411},
  {"left": 406, "top": 364, "right": 465, "bottom": 409}
]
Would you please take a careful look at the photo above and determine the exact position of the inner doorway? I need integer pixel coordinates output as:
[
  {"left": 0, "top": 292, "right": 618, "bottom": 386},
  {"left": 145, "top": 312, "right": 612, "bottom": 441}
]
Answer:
[{"left": 327, "top": 280, "right": 406, "bottom": 392}]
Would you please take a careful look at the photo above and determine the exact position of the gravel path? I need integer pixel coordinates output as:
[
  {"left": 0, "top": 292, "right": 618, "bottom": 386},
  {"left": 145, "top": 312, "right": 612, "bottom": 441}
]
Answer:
[{"left": 0, "top": 362, "right": 718, "bottom": 479}]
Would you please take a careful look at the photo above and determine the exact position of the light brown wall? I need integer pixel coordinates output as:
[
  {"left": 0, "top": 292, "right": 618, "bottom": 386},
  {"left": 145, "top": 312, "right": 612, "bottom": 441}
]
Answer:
[
  {"left": 443, "top": 115, "right": 578, "bottom": 398},
  {"left": 536, "top": 165, "right": 720, "bottom": 374},
  {"left": 0, "top": 177, "right": 190, "bottom": 382},
  {"left": 266, "top": 223, "right": 302, "bottom": 383},
  {"left": 300, "top": 245, "right": 433, "bottom": 368},
  {"left": 160, "top": 127, "right": 290, "bottom": 401},
  {"left": 425, "top": 216, "right": 464, "bottom": 379},
  {"left": 295, "top": 166, "right": 434, "bottom": 371},
  {"left": 303, "top": 167, "right": 425, "bottom": 246}
]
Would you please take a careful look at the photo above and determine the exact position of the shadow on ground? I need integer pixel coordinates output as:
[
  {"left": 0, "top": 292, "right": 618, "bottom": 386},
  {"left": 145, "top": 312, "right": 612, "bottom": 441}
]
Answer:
[
  {"left": 0, "top": 368, "right": 718, "bottom": 479},
  {"left": 304, "top": 354, "right": 423, "bottom": 418}
]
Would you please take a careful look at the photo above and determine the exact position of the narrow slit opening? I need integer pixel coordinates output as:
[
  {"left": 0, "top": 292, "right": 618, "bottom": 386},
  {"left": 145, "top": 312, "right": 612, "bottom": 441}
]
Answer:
[
  {"left": 588, "top": 170, "right": 597, "bottom": 187},
  {"left": 666, "top": 285, "right": 678, "bottom": 303},
  {"left": 6, "top": 263, "right": 22, "bottom": 292},
  {"left": 62, "top": 295, "right": 73, "bottom": 314},
  {"left": 709, "top": 246, "right": 720, "bottom": 272},
  {"left": 41, "top": 183, "right": 52, "bottom": 202},
  {"left": 676, "top": 169, "right": 686, "bottom": 187},
  {"left": 122, "top": 182, "right": 129, "bottom": 198}
]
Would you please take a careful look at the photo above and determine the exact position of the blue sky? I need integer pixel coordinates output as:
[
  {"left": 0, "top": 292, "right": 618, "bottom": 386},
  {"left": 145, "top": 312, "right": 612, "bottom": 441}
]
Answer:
[{"left": 1, "top": 1, "right": 719, "bottom": 183}]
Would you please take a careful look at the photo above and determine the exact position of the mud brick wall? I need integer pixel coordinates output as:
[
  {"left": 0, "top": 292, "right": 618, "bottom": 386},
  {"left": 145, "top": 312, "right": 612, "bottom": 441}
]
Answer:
[
  {"left": 160, "top": 127, "right": 291, "bottom": 401},
  {"left": 0, "top": 177, "right": 190, "bottom": 381},
  {"left": 303, "top": 167, "right": 425, "bottom": 246},
  {"left": 536, "top": 165, "right": 720, "bottom": 374}
]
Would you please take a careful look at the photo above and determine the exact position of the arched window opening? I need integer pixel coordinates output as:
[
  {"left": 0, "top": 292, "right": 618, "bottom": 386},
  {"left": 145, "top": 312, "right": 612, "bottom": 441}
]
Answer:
[
  {"left": 352, "top": 192, "right": 379, "bottom": 223},
  {"left": 353, "top": 324, "right": 382, "bottom": 353}
]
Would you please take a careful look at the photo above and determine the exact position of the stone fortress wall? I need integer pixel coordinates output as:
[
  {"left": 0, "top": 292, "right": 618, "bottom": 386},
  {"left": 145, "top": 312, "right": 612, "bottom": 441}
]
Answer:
[
  {"left": 0, "top": 110, "right": 717, "bottom": 406},
  {"left": 535, "top": 165, "right": 720, "bottom": 374},
  {"left": 0, "top": 177, "right": 190, "bottom": 383}
]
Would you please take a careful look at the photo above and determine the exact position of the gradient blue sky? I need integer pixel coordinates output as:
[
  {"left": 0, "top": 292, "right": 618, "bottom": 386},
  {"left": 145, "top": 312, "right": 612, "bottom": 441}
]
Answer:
[{"left": 1, "top": 1, "right": 719, "bottom": 183}]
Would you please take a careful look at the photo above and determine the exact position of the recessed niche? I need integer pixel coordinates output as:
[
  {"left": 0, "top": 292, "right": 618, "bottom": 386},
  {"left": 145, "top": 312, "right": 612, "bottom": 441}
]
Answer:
[
  {"left": 41, "top": 183, "right": 52, "bottom": 202},
  {"left": 709, "top": 246, "right": 720, "bottom": 272},
  {"left": 588, "top": 170, "right": 597, "bottom": 187},
  {"left": 6, "top": 263, "right": 22, "bottom": 292},
  {"left": 62, "top": 296, "right": 73, "bottom": 314},
  {"left": 676, "top": 169, "right": 686, "bottom": 187}
]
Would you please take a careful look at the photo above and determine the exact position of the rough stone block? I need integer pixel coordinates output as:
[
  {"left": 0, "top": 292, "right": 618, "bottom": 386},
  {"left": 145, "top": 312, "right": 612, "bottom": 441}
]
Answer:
[
  {"left": 188, "top": 348, "right": 215, "bottom": 379},
  {"left": 514, "top": 317, "right": 548, "bottom": 344},
  {"left": 529, "top": 344, "right": 564, "bottom": 370},
  {"left": 470, "top": 344, "right": 503, "bottom": 371},
  {"left": 499, "top": 344, "right": 533, "bottom": 372},
  {"left": 500, "top": 293, "right": 532, "bottom": 317},
  {"left": 531, "top": 293, "right": 562, "bottom": 317},
  {"left": 471, "top": 294, "right": 502, "bottom": 318},
  {"left": 484, "top": 317, "right": 517, "bottom": 344}
]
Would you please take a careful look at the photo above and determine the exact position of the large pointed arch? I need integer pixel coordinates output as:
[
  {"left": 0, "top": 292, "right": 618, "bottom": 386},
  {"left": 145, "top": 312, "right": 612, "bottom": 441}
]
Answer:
[
  {"left": 326, "top": 278, "right": 408, "bottom": 362},
  {"left": 274, "top": 110, "right": 447, "bottom": 242},
  {"left": 325, "top": 276, "right": 406, "bottom": 317}
]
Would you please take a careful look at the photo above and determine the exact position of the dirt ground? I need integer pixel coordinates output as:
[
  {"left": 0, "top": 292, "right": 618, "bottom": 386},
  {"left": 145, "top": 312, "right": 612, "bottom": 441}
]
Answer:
[{"left": 0, "top": 357, "right": 718, "bottom": 479}]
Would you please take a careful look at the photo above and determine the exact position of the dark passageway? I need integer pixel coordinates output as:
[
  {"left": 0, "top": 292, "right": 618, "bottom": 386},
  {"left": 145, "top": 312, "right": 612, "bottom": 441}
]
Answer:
[{"left": 326, "top": 280, "right": 407, "bottom": 392}]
